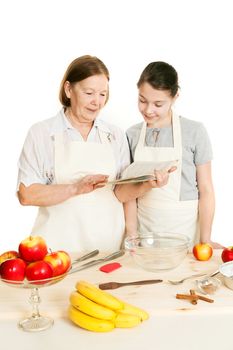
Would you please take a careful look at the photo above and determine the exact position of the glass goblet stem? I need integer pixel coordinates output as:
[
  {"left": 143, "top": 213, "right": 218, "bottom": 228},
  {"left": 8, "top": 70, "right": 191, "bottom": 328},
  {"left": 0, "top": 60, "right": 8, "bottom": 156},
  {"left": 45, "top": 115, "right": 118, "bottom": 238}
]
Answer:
[{"left": 30, "top": 288, "right": 41, "bottom": 318}]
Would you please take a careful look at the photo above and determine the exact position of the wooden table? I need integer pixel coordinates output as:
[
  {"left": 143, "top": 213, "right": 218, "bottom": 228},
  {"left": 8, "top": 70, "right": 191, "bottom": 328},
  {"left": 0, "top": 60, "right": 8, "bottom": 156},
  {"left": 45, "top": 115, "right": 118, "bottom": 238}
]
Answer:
[{"left": 1, "top": 250, "right": 233, "bottom": 350}]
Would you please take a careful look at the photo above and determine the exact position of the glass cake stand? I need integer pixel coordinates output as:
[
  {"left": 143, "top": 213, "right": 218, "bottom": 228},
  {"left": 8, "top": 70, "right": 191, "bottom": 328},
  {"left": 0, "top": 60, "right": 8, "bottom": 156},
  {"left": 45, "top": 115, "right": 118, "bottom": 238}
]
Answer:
[{"left": 1, "top": 271, "right": 69, "bottom": 332}]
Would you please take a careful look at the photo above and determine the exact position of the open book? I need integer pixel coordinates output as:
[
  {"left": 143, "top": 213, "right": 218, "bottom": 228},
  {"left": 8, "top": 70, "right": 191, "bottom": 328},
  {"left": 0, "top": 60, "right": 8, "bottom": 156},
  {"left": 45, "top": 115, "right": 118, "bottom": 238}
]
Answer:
[
  {"left": 107, "top": 174, "right": 156, "bottom": 185},
  {"left": 107, "top": 160, "right": 178, "bottom": 185}
]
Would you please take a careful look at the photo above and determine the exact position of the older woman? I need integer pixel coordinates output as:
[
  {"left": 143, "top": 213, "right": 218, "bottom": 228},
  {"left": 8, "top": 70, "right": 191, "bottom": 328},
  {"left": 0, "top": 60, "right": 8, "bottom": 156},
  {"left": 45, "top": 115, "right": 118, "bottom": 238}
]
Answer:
[{"left": 17, "top": 55, "right": 168, "bottom": 252}]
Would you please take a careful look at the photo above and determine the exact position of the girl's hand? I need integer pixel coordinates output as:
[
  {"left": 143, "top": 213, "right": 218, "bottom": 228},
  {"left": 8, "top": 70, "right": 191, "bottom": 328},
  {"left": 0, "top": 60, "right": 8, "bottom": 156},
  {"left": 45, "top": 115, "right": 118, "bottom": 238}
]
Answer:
[
  {"left": 168, "top": 166, "right": 177, "bottom": 173},
  {"left": 147, "top": 167, "right": 176, "bottom": 188}
]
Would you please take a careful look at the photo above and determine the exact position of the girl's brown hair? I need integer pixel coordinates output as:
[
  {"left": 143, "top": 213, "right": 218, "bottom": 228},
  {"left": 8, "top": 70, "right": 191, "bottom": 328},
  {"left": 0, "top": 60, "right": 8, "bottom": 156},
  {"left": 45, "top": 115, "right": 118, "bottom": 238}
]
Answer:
[{"left": 137, "top": 61, "right": 179, "bottom": 97}]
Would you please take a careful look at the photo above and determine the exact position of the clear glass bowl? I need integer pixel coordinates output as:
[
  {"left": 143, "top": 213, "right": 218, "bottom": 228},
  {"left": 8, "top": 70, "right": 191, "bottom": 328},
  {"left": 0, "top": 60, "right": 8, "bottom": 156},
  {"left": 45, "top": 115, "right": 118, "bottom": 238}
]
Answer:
[
  {"left": 196, "top": 276, "right": 221, "bottom": 294},
  {"left": 217, "top": 260, "right": 233, "bottom": 290},
  {"left": 125, "top": 232, "right": 190, "bottom": 272}
]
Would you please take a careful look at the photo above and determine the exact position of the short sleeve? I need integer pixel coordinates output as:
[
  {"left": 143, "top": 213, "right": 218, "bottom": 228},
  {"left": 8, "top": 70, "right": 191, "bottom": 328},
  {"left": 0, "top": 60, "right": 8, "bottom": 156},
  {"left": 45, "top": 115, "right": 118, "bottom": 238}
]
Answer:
[
  {"left": 115, "top": 129, "right": 131, "bottom": 179},
  {"left": 17, "top": 127, "right": 47, "bottom": 190},
  {"left": 194, "top": 123, "right": 213, "bottom": 165},
  {"left": 126, "top": 123, "right": 142, "bottom": 162}
]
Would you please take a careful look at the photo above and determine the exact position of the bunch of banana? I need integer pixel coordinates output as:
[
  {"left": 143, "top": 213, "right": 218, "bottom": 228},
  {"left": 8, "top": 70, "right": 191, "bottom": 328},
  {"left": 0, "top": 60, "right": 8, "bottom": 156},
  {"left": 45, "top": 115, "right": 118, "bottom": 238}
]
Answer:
[{"left": 68, "top": 280, "right": 149, "bottom": 332}]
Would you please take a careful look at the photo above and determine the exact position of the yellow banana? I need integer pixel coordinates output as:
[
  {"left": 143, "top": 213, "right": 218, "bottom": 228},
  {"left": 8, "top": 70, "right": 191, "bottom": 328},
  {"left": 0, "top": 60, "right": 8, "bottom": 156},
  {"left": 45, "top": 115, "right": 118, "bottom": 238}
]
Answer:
[
  {"left": 69, "top": 291, "right": 116, "bottom": 321},
  {"left": 76, "top": 280, "right": 123, "bottom": 311},
  {"left": 114, "top": 311, "right": 141, "bottom": 328},
  {"left": 68, "top": 305, "right": 115, "bottom": 332},
  {"left": 120, "top": 301, "right": 149, "bottom": 321}
]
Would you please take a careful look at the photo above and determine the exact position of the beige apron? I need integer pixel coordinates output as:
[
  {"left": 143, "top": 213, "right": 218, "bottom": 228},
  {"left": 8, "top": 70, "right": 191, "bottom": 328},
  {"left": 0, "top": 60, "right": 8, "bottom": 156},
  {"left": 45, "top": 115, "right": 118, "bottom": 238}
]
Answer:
[
  {"left": 135, "top": 113, "right": 199, "bottom": 245},
  {"left": 31, "top": 130, "right": 125, "bottom": 252}
]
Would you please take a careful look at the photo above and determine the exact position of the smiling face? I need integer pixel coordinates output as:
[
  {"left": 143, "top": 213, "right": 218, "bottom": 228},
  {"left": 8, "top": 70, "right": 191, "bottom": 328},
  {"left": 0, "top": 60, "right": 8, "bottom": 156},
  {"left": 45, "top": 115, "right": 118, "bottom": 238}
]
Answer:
[
  {"left": 138, "top": 82, "right": 177, "bottom": 128},
  {"left": 64, "top": 74, "right": 108, "bottom": 123}
]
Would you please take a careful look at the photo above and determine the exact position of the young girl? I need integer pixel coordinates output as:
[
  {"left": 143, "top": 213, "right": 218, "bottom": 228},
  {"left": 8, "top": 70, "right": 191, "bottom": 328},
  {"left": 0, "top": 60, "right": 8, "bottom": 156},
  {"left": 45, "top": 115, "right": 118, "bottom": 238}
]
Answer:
[{"left": 116, "top": 61, "right": 222, "bottom": 248}]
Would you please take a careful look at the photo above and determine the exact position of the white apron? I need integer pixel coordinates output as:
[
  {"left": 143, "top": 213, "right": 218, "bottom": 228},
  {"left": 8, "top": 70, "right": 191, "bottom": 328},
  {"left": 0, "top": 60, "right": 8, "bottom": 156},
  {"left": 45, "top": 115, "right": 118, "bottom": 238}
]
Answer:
[
  {"left": 31, "top": 130, "right": 125, "bottom": 252},
  {"left": 135, "top": 113, "right": 199, "bottom": 245}
]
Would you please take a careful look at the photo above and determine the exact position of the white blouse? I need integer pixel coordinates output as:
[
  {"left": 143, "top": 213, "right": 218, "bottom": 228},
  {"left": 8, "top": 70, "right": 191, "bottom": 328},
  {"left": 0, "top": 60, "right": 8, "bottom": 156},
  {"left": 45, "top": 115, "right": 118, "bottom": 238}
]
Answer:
[{"left": 17, "top": 109, "right": 130, "bottom": 189}]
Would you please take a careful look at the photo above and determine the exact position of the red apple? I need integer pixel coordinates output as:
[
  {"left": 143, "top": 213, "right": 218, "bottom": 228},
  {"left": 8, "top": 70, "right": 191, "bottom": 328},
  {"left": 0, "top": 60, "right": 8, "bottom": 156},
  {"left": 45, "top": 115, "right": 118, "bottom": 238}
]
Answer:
[
  {"left": 0, "top": 250, "right": 19, "bottom": 265},
  {"left": 25, "top": 261, "right": 53, "bottom": 283},
  {"left": 43, "top": 250, "right": 71, "bottom": 277},
  {"left": 221, "top": 246, "right": 233, "bottom": 263},
  {"left": 19, "top": 235, "right": 48, "bottom": 262},
  {"left": 0, "top": 258, "right": 26, "bottom": 281},
  {"left": 193, "top": 243, "right": 213, "bottom": 261}
]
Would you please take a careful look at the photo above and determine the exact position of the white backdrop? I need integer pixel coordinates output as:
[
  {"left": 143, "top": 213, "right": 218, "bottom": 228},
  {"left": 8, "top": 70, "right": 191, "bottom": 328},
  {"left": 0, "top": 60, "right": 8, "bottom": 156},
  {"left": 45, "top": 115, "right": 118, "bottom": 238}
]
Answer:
[{"left": 0, "top": 0, "right": 232, "bottom": 251}]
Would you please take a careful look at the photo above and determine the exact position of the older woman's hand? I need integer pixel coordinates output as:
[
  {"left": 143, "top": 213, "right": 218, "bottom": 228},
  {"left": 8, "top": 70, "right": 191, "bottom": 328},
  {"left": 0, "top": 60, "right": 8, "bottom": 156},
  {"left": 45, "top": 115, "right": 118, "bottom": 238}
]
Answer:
[{"left": 74, "top": 174, "right": 109, "bottom": 195}]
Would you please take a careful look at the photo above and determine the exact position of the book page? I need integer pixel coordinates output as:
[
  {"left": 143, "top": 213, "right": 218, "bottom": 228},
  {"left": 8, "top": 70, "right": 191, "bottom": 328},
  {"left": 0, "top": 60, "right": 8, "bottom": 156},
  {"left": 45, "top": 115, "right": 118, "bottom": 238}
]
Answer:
[
  {"left": 102, "top": 160, "right": 178, "bottom": 186},
  {"left": 121, "top": 160, "right": 178, "bottom": 179}
]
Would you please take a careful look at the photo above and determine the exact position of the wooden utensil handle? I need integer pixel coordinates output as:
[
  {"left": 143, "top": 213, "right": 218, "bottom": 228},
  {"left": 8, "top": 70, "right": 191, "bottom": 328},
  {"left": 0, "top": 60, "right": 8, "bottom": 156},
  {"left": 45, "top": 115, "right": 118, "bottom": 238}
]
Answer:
[{"left": 122, "top": 279, "right": 163, "bottom": 286}]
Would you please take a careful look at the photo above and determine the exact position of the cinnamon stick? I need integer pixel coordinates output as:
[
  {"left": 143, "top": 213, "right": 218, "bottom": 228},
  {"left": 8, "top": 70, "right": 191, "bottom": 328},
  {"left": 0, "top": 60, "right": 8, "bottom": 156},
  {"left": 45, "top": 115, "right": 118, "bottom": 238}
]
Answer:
[
  {"left": 176, "top": 293, "right": 214, "bottom": 304},
  {"left": 176, "top": 294, "right": 199, "bottom": 301},
  {"left": 196, "top": 294, "right": 214, "bottom": 303},
  {"left": 190, "top": 290, "right": 198, "bottom": 305}
]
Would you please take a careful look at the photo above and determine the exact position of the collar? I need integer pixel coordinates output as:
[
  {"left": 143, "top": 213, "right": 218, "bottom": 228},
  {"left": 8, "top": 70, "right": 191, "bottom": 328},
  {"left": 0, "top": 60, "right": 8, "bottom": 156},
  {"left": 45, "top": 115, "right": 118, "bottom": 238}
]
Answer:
[{"left": 49, "top": 109, "right": 114, "bottom": 137}]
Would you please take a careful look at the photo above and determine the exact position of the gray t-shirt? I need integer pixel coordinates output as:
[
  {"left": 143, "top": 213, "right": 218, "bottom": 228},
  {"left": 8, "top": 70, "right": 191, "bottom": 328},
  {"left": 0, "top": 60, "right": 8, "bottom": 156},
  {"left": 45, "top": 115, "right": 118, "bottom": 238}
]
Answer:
[{"left": 126, "top": 116, "right": 213, "bottom": 201}]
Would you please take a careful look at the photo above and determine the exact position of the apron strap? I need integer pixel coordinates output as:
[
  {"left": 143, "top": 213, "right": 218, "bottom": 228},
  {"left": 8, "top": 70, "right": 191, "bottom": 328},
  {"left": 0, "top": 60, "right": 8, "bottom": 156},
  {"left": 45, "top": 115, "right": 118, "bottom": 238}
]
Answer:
[
  {"left": 54, "top": 132, "right": 64, "bottom": 145},
  {"left": 137, "top": 122, "right": 147, "bottom": 147},
  {"left": 134, "top": 122, "right": 147, "bottom": 160},
  {"left": 172, "top": 112, "right": 181, "bottom": 150}
]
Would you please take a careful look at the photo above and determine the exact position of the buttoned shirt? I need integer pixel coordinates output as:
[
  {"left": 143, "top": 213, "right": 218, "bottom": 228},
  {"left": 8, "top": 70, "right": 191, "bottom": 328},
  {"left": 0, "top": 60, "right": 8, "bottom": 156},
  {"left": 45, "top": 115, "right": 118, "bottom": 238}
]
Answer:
[{"left": 17, "top": 109, "right": 130, "bottom": 189}]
